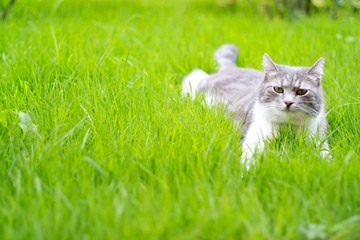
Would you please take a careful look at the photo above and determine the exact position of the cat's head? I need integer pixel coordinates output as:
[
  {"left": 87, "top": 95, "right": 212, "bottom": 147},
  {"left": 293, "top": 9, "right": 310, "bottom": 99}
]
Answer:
[{"left": 258, "top": 54, "right": 325, "bottom": 123}]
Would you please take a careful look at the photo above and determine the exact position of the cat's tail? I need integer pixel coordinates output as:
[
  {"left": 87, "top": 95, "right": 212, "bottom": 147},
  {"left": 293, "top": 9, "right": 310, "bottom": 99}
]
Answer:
[
  {"left": 182, "top": 69, "right": 208, "bottom": 98},
  {"left": 214, "top": 44, "right": 239, "bottom": 70}
]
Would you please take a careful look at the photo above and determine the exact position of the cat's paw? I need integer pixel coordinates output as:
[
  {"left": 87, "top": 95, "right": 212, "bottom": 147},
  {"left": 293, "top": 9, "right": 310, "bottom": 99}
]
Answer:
[
  {"left": 240, "top": 149, "right": 254, "bottom": 171},
  {"left": 241, "top": 148, "right": 253, "bottom": 160},
  {"left": 319, "top": 141, "right": 332, "bottom": 160},
  {"left": 320, "top": 149, "right": 332, "bottom": 160}
]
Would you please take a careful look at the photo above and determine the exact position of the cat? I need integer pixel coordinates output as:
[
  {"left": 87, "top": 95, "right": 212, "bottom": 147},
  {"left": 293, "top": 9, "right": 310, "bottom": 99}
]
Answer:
[{"left": 182, "top": 44, "right": 330, "bottom": 163}]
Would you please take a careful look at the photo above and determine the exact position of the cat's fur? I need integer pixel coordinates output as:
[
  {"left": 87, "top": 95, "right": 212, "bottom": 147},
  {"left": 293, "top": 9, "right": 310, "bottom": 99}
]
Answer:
[{"left": 182, "top": 44, "right": 329, "bottom": 161}]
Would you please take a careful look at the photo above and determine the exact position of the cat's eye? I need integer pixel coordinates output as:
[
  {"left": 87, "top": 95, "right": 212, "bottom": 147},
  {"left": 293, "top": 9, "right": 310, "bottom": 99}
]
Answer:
[
  {"left": 273, "top": 87, "right": 284, "bottom": 93},
  {"left": 296, "top": 89, "right": 308, "bottom": 95}
]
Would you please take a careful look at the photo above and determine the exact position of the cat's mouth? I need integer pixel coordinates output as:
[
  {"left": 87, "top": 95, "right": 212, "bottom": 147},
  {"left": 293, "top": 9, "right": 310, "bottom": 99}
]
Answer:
[
  {"left": 280, "top": 107, "right": 307, "bottom": 118},
  {"left": 280, "top": 106, "right": 302, "bottom": 114},
  {"left": 281, "top": 106, "right": 293, "bottom": 112}
]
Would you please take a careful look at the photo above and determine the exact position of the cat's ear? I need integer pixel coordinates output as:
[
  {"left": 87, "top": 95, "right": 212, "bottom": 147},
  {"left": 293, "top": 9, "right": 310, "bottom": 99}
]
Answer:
[
  {"left": 307, "top": 57, "right": 324, "bottom": 85},
  {"left": 263, "top": 53, "right": 279, "bottom": 77}
]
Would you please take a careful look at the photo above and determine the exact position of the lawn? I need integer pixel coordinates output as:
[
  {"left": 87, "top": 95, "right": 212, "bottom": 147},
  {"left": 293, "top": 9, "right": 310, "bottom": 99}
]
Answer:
[{"left": 0, "top": 0, "right": 360, "bottom": 239}]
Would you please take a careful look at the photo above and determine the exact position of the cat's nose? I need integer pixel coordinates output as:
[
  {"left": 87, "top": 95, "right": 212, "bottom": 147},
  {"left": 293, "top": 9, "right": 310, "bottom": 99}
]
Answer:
[{"left": 284, "top": 101, "right": 294, "bottom": 107}]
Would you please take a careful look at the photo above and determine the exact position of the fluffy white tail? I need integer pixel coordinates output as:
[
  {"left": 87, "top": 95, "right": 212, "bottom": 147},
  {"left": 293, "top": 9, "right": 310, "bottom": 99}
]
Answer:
[{"left": 181, "top": 69, "right": 208, "bottom": 98}]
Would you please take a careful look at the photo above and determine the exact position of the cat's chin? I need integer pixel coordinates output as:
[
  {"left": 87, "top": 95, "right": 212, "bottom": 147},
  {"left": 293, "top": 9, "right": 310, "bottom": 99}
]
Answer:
[
  {"left": 272, "top": 108, "right": 305, "bottom": 125},
  {"left": 279, "top": 106, "right": 300, "bottom": 113}
]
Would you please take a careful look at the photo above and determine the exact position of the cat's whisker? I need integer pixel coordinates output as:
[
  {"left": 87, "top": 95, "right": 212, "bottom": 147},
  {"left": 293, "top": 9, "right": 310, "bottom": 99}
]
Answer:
[{"left": 299, "top": 105, "right": 319, "bottom": 116}]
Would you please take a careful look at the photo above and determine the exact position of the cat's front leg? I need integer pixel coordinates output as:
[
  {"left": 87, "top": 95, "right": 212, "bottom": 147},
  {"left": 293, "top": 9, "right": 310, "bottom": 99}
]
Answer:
[
  {"left": 319, "top": 140, "right": 330, "bottom": 158},
  {"left": 306, "top": 116, "right": 331, "bottom": 158},
  {"left": 241, "top": 119, "right": 275, "bottom": 164},
  {"left": 308, "top": 136, "right": 330, "bottom": 159}
]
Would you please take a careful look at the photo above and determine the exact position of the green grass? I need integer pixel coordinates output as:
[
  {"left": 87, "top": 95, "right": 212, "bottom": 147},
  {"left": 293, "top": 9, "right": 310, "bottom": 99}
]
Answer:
[{"left": 1, "top": 0, "right": 360, "bottom": 239}]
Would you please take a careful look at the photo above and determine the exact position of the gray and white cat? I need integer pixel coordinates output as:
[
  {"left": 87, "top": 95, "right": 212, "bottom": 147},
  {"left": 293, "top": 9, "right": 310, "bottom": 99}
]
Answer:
[{"left": 182, "top": 44, "right": 330, "bottom": 161}]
